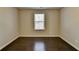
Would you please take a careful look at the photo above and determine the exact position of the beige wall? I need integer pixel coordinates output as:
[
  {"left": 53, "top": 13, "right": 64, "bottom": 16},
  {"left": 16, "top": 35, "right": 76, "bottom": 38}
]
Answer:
[
  {"left": 60, "top": 7, "right": 79, "bottom": 50},
  {"left": 0, "top": 7, "right": 19, "bottom": 50},
  {"left": 19, "top": 9, "right": 60, "bottom": 37},
  {"left": 1, "top": 7, "right": 79, "bottom": 50}
]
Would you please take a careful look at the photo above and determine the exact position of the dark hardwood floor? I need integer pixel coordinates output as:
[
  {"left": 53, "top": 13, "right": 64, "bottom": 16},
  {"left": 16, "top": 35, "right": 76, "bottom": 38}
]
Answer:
[{"left": 1, "top": 37, "right": 77, "bottom": 51}]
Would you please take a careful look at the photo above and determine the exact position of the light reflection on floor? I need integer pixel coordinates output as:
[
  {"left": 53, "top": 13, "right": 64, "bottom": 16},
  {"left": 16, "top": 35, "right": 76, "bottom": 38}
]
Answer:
[{"left": 33, "top": 41, "right": 45, "bottom": 51}]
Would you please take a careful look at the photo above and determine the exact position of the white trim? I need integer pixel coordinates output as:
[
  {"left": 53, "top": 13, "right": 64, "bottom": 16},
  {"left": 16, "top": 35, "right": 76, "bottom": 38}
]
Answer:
[
  {"left": 0, "top": 34, "right": 59, "bottom": 50},
  {"left": 0, "top": 35, "right": 19, "bottom": 50},
  {"left": 19, "top": 35, "right": 59, "bottom": 37},
  {"left": 59, "top": 36, "right": 79, "bottom": 51},
  {"left": 0, "top": 34, "right": 78, "bottom": 51}
]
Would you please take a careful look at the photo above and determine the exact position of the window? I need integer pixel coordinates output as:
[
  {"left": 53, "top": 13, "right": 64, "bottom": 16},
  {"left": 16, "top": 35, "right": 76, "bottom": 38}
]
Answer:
[{"left": 34, "top": 14, "right": 45, "bottom": 31}]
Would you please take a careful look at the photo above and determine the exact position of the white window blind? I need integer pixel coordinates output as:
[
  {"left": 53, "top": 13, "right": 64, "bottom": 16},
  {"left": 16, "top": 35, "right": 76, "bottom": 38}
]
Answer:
[
  {"left": 34, "top": 14, "right": 45, "bottom": 30},
  {"left": 35, "top": 14, "right": 44, "bottom": 21}
]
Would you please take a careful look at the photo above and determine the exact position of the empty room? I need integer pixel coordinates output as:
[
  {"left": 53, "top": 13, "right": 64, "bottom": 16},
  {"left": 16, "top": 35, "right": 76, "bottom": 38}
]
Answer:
[{"left": 0, "top": 7, "right": 79, "bottom": 51}]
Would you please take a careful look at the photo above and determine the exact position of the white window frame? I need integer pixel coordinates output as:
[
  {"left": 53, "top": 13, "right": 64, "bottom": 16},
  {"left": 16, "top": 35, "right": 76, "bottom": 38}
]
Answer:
[{"left": 34, "top": 13, "right": 45, "bottom": 31}]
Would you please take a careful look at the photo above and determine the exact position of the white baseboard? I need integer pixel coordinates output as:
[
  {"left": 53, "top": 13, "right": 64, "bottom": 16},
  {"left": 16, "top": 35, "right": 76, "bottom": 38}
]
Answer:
[
  {"left": 1, "top": 34, "right": 78, "bottom": 51},
  {"left": 60, "top": 36, "right": 79, "bottom": 51},
  {"left": 19, "top": 35, "right": 59, "bottom": 37},
  {"left": 0, "top": 35, "right": 59, "bottom": 50},
  {"left": 0, "top": 35, "right": 19, "bottom": 50}
]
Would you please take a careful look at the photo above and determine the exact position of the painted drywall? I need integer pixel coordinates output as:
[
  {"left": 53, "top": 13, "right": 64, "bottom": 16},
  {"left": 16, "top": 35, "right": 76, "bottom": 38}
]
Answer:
[
  {"left": 19, "top": 9, "right": 60, "bottom": 37},
  {"left": 60, "top": 7, "right": 79, "bottom": 50},
  {"left": 0, "top": 8, "right": 19, "bottom": 50}
]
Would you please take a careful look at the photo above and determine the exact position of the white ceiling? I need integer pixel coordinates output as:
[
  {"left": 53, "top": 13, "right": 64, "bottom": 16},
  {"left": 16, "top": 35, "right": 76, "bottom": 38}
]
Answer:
[{"left": 18, "top": 7, "right": 62, "bottom": 10}]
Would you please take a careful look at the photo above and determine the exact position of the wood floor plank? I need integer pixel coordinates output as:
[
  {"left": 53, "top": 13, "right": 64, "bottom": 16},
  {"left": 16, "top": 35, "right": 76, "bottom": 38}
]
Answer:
[{"left": 1, "top": 37, "right": 77, "bottom": 51}]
